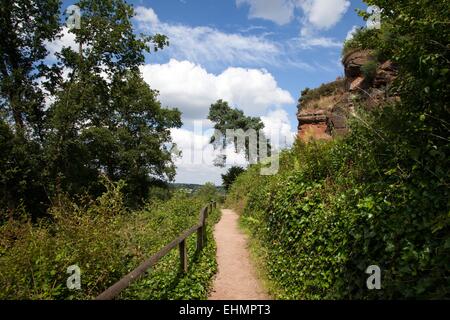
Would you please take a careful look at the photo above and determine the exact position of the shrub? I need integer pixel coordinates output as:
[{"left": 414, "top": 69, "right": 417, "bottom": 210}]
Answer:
[
  {"left": 0, "top": 179, "right": 219, "bottom": 299},
  {"left": 227, "top": 108, "right": 449, "bottom": 299},
  {"left": 298, "top": 80, "right": 345, "bottom": 111},
  {"left": 361, "top": 61, "right": 378, "bottom": 84}
]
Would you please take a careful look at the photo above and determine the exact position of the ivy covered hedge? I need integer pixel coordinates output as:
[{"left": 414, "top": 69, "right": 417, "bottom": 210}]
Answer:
[
  {"left": 228, "top": 119, "right": 449, "bottom": 299},
  {"left": 227, "top": 0, "right": 449, "bottom": 300}
]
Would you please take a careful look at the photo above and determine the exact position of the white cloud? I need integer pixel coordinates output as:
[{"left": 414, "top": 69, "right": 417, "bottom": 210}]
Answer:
[
  {"left": 140, "top": 59, "right": 294, "bottom": 122},
  {"left": 133, "top": 6, "right": 341, "bottom": 70},
  {"left": 170, "top": 126, "right": 247, "bottom": 185},
  {"left": 45, "top": 27, "right": 78, "bottom": 61},
  {"left": 236, "top": 0, "right": 350, "bottom": 37},
  {"left": 293, "top": 35, "right": 342, "bottom": 49},
  {"left": 299, "top": 0, "right": 350, "bottom": 30},
  {"left": 170, "top": 109, "right": 295, "bottom": 185},
  {"left": 134, "top": 6, "right": 280, "bottom": 67},
  {"left": 346, "top": 25, "right": 359, "bottom": 41},
  {"left": 261, "top": 109, "right": 296, "bottom": 148},
  {"left": 134, "top": 6, "right": 159, "bottom": 26},
  {"left": 236, "top": 0, "right": 296, "bottom": 25}
]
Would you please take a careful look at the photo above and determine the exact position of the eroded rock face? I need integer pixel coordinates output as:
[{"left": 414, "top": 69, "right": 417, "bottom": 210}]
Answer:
[
  {"left": 297, "top": 110, "right": 332, "bottom": 141},
  {"left": 343, "top": 49, "right": 374, "bottom": 93},
  {"left": 374, "top": 60, "right": 397, "bottom": 88},
  {"left": 349, "top": 76, "right": 366, "bottom": 92},
  {"left": 296, "top": 49, "right": 397, "bottom": 142},
  {"left": 343, "top": 49, "right": 374, "bottom": 79}
]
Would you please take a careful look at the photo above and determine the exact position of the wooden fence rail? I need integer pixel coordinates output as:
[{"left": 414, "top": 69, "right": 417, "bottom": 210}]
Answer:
[{"left": 95, "top": 201, "right": 217, "bottom": 300}]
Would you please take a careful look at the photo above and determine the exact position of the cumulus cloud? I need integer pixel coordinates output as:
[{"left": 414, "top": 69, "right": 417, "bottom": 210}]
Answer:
[
  {"left": 261, "top": 109, "right": 296, "bottom": 148},
  {"left": 140, "top": 59, "right": 294, "bottom": 122},
  {"left": 45, "top": 27, "right": 78, "bottom": 61},
  {"left": 236, "top": 0, "right": 296, "bottom": 25},
  {"left": 346, "top": 25, "right": 360, "bottom": 41},
  {"left": 170, "top": 110, "right": 294, "bottom": 185},
  {"left": 236, "top": 0, "right": 350, "bottom": 38},
  {"left": 170, "top": 126, "right": 248, "bottom": 184},
  {"left": 299, "top": 0, "right": 350, "bottom": 30},
  {"left": 134, "top": 6, "right": 159, "bottom": 26}
]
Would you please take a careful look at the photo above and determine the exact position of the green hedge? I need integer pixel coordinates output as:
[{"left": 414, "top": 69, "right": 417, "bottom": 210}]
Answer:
[{"left": 227, "top": 111, "right": 449, "bottom": 299}]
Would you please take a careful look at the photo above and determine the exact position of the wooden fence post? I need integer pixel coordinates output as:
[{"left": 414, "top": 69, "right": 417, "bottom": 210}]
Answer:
[
  {"left": 197, "top": 226, "right": 204, "bottom": 251},
  {"left": 203, "top": 206, "right": 208, "bottom": 247},
  {"left": 179, "top": 239, "right": 187, "bottom": 273}
]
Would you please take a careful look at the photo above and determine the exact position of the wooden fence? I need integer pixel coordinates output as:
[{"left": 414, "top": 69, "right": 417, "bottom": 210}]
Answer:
[{"left": 95, "top": 201, "right": 217, "bottom": 300}]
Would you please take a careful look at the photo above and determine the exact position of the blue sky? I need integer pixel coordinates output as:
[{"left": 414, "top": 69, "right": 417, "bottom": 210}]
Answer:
[{"left": 57, "top": 0, "right": 369, "bottom": 184}]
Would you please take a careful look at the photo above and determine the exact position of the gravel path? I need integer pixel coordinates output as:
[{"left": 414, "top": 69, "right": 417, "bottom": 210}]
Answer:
[{"left": 209, "top": 209, "right": 269, "bottom": 300}]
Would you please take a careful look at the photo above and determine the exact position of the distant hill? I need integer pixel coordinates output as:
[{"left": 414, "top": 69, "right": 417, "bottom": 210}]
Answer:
[{"left": 171, "top": 183, "right": 225, "bottom": 194}]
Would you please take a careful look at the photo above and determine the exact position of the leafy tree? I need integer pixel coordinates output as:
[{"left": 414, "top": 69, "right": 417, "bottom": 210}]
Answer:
[
  {"left": 45, "top": 0, "right": 180, "bottom": 205},
  {"left": 221, "top": 166, "right": 245, "bottom": 191},
  {"left": 0, "top": 0, "right": 60, "bottom": 217},
  {"left": 0, "top": 0, "right": 60, "bottom": 134},
  {"left": 195, "top": 182, "right": 219, "bottom": 203},
  {"left": 0, "top": 0, "right": 181, "bottom": 217},
  {"left": 207, "top": 99, "right": 269, "bottom": 166}
]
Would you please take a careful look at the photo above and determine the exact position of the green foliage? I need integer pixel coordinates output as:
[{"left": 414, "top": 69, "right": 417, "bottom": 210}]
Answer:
[
  {"left": 208, "top": 99, "right": 269, "bottom": 166},
  {"left": 121, "top": 207, "right": 220, "bottom": 300},
  {"left": 0, "top": 0, "right": 61, "bottom": 218},
  {"left": 194, "top": 182, "right": 221, "bottom": 203},
  {"left": 0, "top": 0, "right": 60, "bottom": 133},
  {"left": 342, "top": 27, "right": 381, "bottom": 57},
  {"left": 0, "top": 180, "right": 220, "bottom": 299},
  {"left": 227, "top": 0, "right": 450, "bottom": 299},
  {"left": 361, "top": 61, "right": 378, "bottom": 84},
  {"left": 298, "top": 79, "right": 344, "bottom": 111},
  {"left": 221, "top": 166, "right": 246, "bottom": 191},
  {"left": 0, "top": 0, "right": 181, "bottom": 218}
]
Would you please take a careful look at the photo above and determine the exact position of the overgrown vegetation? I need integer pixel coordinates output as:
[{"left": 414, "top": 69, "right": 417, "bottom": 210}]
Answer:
[
  {"left": 361, "top": 60, "right": 378, "bottom": 84},
  {"left": 227, "top": 0, "right": 449, "bottom": 299},
  {"left": 299, "top": 79, "right": 345, "bottom": 111},
  {"left": 221, "top": 166, "right": 246, "bottom": 191},
  {"left": 0, "top": 179, "right": 221, "bottom": 299},
  {"left": 0, "top": 0, "right": 180, "bottom": 220}
]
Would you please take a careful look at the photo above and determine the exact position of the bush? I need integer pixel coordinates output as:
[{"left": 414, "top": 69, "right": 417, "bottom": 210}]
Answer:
[
  {"left": 0, "top": 179, "right": 220, "bottom": 299},
  {"left": 298, "top": 80, "right": 345, "bottom": 111},
  {"left": 361, "top": 61, "right": 378, "bottom": 84},
  {"left": 227, "top": 108, "right": 449, "bottom": 299},
  {"left": 221, "top": 166, "right": 246, "bottom": 191},
  {"left": 228, "top": 0, "right": 450, "bottom": 299},
  {"left": 342, "top": 27, "right": 381, "bottom": 57}
]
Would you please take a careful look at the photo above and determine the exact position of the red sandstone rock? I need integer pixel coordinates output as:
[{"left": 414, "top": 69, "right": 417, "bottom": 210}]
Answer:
[{"left": 349, "top": 76, "right": 366, "bottom": 92}]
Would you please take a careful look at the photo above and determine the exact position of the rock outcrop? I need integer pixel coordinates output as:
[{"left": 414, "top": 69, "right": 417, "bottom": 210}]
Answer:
[
  {"left": 343, "top": 49, "right": 374, "bottom": 92},
  {"left": 296, "top": 110, "right": 331, "bottom": 141},
  {"left": 297, "top": 49, "right": 398, "bottom": 142}
]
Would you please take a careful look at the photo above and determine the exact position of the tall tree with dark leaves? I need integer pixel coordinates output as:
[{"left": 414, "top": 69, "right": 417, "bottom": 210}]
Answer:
[
  {"left": 208, "top": 99, "right": 269, "bottom": 167},
  {"left": 45, "top": 0, "right": 180, "bottom": 205},
  {"left": 0, "top": 0, "right": 60, "bottom": 218}
]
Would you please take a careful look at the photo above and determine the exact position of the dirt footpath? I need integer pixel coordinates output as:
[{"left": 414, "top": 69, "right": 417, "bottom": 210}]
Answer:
[{"left": 209, "top": 209, "right": 269, "bottom": 300}]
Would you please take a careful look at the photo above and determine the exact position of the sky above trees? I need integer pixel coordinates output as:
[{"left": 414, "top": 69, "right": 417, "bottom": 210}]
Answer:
[{"left": 55, "top": 0, "right": 369, "bottom": 184}]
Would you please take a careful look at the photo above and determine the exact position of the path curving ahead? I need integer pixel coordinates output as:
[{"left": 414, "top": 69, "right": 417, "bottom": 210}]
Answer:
[{"left": 209, "top": 209, "right": 269, "bottom": 300}]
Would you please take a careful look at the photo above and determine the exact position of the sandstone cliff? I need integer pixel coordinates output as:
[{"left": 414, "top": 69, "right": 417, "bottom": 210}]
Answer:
[{"left": 297, "top": 49, "right": 398, "bottom": 141}]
